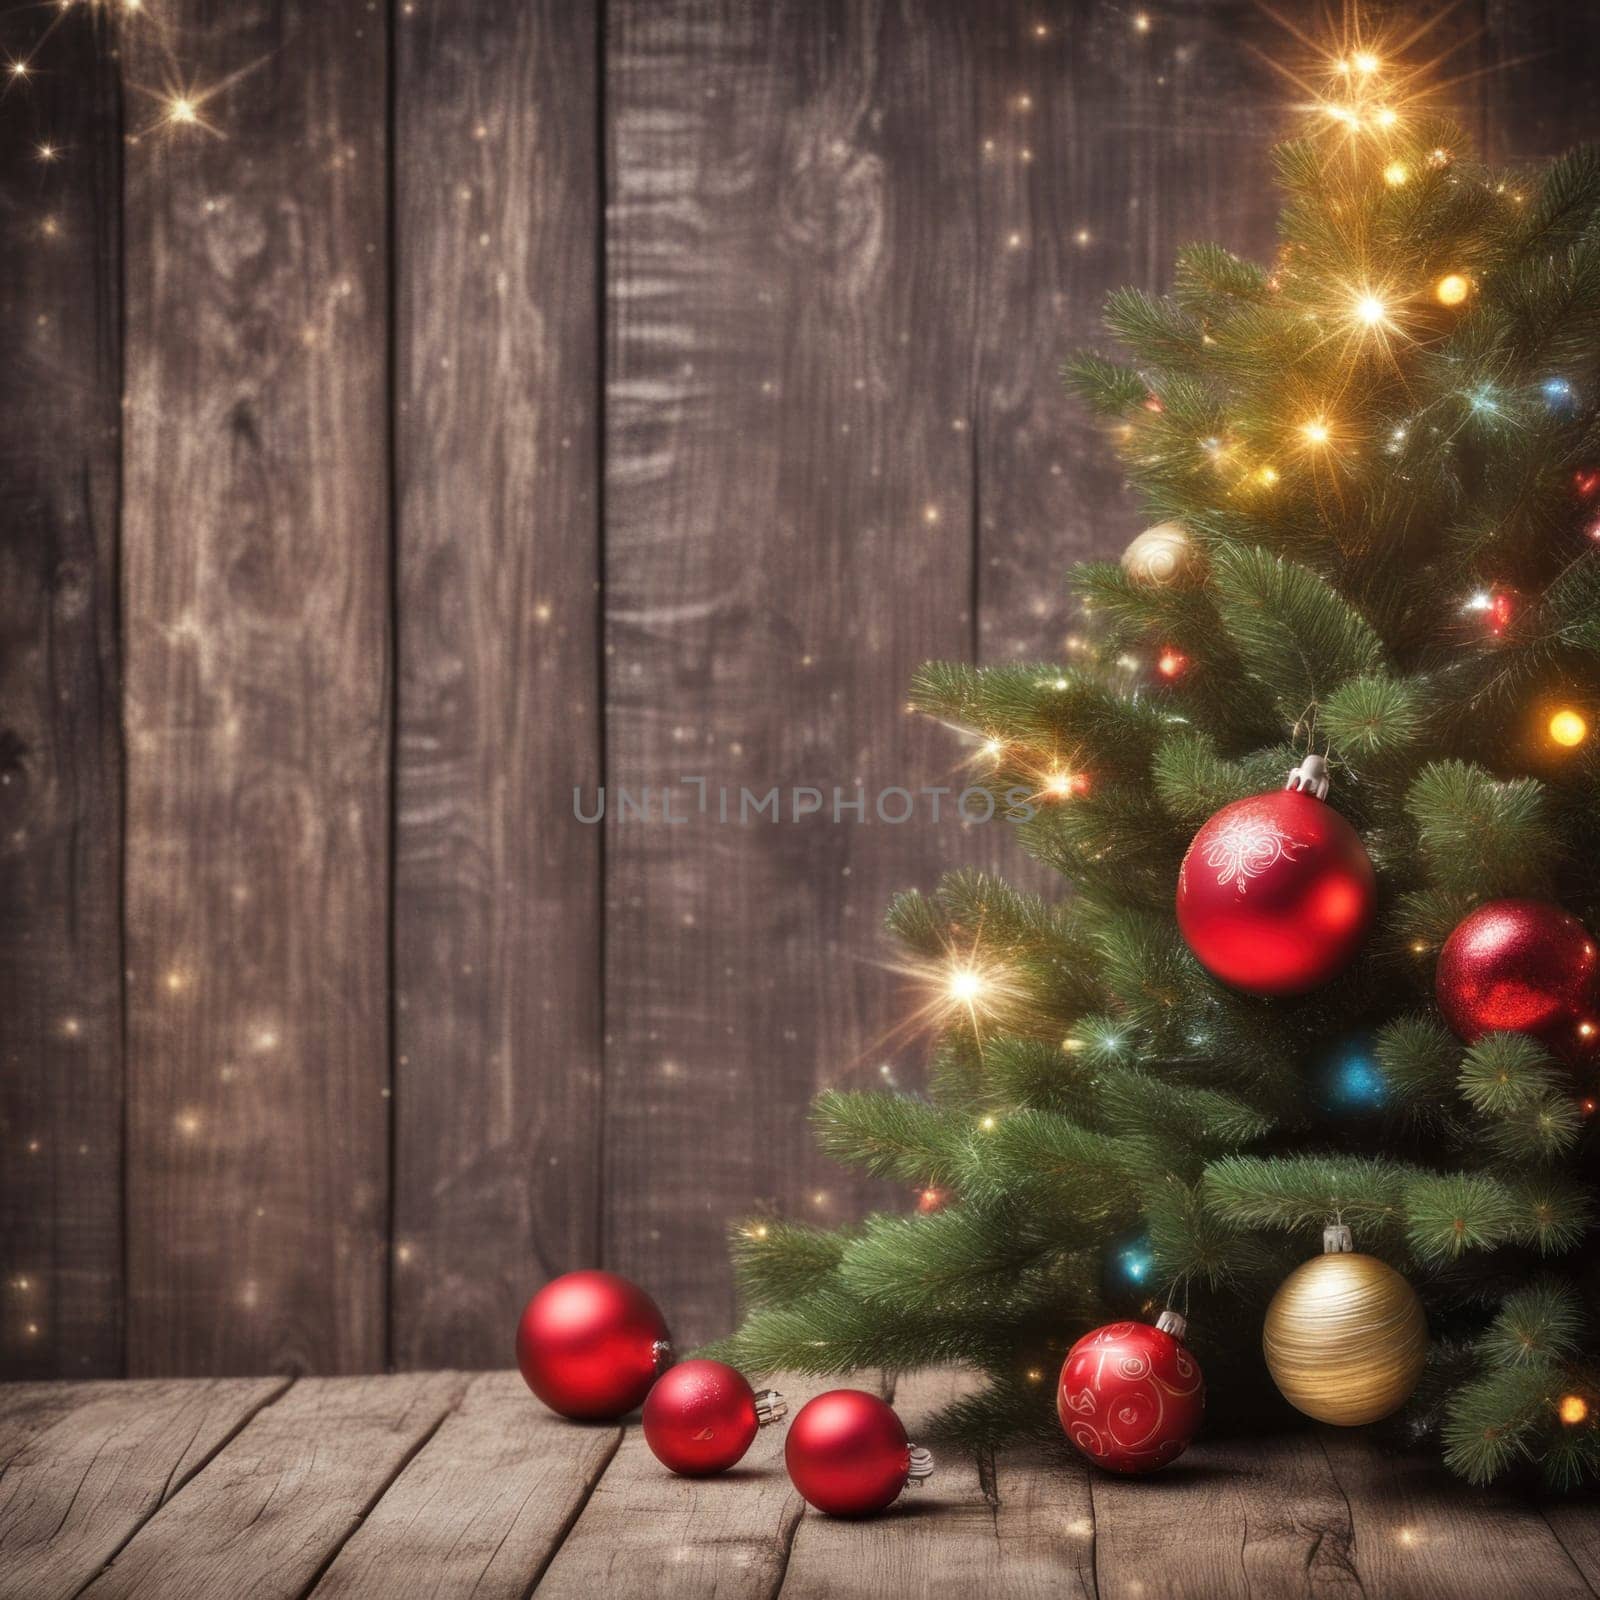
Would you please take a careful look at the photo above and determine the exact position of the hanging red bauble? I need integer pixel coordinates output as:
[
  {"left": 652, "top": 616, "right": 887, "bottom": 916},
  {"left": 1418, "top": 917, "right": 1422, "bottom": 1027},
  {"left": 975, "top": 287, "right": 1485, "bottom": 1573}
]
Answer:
[
  {"left": 784, "top": 1389, "right": 934, "bottom": 1516},
  {"left": 642, "top": 1359, "right": 787, "bottom": 1475},
  {"left": 1435, "top": 898, "right": 1599, "bottom": 1056},
  {"left": 516, "top": 1270, "right": 671, "bottom": 1419},
  {"left": 1175, "top": 755, "right": 1376, "bottom": 996},
  {"left": 1057, "top": 1310, "right": 1205, "bottom": 1474}
]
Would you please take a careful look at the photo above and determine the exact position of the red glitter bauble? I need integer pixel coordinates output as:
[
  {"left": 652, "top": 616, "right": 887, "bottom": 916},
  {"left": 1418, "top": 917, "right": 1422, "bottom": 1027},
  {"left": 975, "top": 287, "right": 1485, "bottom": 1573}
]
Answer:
[
  {"left": 1057, "top": 1314, "right": 1205, "bottom": 1475},
  {"left": 1435, "top": 898, "right": 1599, "bottom": 1055},
  {"left": 643, "top": 1359, "right": 784, "bottom": 1475},
  {"left": 785, "top": 1390, "right": 925, "bottom": 1516},
  {"left": 1176, "top": 788, "right": 1376, "bottom": 995},
  {"left": 516, "top": 1270, "right": 671, "bottom": 1420}
]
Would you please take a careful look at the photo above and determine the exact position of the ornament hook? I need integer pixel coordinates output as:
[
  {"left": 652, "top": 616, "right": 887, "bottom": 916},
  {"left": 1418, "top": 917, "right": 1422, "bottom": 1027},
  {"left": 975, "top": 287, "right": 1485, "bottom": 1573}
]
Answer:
[{"left": 1285, "top": 753, "right": 1331, "bottom": 800}]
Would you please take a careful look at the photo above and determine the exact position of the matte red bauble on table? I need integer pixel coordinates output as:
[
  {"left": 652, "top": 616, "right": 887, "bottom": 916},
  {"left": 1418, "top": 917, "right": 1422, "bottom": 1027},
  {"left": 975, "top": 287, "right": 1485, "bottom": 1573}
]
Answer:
[
  {"left": 642, "top": 1359, "right": 788, "bottom": 1475},
  {"left": 784, "top": 1389, "right": 934, "bottom": 1516},
  {"left": 1176, "top": 755, "right": 1376, "bottom": 996},
  {"left": 1057, "top": 1310, "right": 1205, "bottom": 1475},
  {"left": 1435, "top": 898, "right": 1599, "bottom": 1055},
  {"left": 516, "top": 1270, "right": 671, "bottom": 1419}
]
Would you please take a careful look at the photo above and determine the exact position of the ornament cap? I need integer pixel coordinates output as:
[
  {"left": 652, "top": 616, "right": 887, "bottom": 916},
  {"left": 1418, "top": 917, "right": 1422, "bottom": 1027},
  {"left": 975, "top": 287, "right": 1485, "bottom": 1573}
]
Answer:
[
  {"left": 651, "top": 1338, "right": 674, "bottom": 1374},
  {"left": 905, "top": 1444, "right": 935, "bottom": 1486},
  {"left": 1285, "top": 753, "right": 1331, "bottom": 800},
  {"left": 1154, "top": 1309, "right": 1188, "bottom": 1341},
  {"left": 754, "top": 1388, "right": 787, "bottom": 1427},
  {"left": 1323, "top": 1223, "right": 1355, "bottom": 1255}
]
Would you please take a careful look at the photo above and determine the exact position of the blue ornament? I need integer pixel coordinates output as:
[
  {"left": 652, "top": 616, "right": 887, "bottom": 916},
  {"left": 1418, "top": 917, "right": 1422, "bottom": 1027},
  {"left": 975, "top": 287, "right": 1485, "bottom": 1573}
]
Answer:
[{"left": 1315, "top": 1031, "right": 1387, "bottom": 1113}]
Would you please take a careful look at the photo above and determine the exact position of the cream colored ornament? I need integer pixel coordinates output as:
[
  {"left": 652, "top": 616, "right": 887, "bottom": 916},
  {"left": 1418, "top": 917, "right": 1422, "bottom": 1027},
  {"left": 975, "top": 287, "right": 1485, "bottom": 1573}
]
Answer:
[
  {"left": 1262, "top": 1224, "right": 1427, "bottom": 1426},
  {"left": 1120, "top": 521, "right": 1200, "bottom": 587}
]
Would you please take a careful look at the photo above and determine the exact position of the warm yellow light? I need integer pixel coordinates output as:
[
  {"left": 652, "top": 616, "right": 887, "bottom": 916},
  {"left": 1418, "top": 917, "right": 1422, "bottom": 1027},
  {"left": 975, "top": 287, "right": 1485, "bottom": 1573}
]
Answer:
[
  {"left": 1355, "top": 294, "right": 1388, "bottom": 327},
  {"left": 982, "top": 738, "right": 1003, "bottom": 759},
  {"left": 948, "top": 969, "right": 986, "bottom": 1004},
  {"left": 1301, "top": 419, "right": 1330, "bottom": 445},
  {"left": 1435, "top": 273, "right": 1471, "bottom": 307},
  {"left": 1374, "top": 107, "right": 1399, "bottom": 129},
  {"left": 1560, "top": 1394, "right": 1589, "bottom": 1425},
  {"left": 1352, "top": 51, "right": 1380, "bottom": 74},
  {"left": 1044, "top": 770, "right": 1075, "bottom": 798},
  {"left": 9, "top": 60, "right": 30, "bottom": 79},
  {"left": 979, "top": 1114, "right": 998, "bottom": 1131},
  {"left": 1549, "top": 709, "right": 1589, "bottom": 748},
  {"left": 167, "top": 96, "right": 199, "bottom": 125},
  {"left": 1133, "top": 12, "right": 1150, "bottom": 32},
  {"left": 1383, "top": 160, "right": 1409, "bottom": 186},
  {"left": 1257, "top": 465, "right": 1280, "bottom": 486}
]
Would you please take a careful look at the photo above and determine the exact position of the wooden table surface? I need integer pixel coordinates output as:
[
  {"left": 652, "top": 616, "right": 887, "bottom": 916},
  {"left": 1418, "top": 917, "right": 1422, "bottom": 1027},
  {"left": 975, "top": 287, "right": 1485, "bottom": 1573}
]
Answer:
[{"left": 1, "top": 1369, "right": 1595, "bottom": 1599}]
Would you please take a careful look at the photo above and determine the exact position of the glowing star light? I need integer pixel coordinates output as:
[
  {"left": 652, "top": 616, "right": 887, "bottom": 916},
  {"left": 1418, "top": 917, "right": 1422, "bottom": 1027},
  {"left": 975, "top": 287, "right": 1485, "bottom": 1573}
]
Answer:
[
  {"left": 1549, "top": 708, "right": 1589, "bottom": 749},
  {"left": 1560, "top": 1395, "right": 1589, "bottom": 1426},
  {"left": 1435, "top": 273, "right": 1470, "bottom": 307}
]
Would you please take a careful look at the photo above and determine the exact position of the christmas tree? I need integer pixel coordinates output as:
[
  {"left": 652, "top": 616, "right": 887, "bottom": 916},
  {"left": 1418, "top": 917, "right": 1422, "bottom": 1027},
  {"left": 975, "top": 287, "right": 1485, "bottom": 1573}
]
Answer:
[{"left": 711, "top": 39, "right": 1600, "bottom": 1488}]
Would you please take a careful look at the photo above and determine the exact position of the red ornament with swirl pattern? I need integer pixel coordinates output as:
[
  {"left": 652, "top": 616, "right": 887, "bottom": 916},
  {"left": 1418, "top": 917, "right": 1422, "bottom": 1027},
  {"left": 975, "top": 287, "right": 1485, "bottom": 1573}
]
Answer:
[
  {"left": 1176, "top": 755, "right": 1376, "bottom": 996},
  {"left": 1435, "top": 898, "right": 1599, "bottom": 1057},
  {"left": 1057, "top": 1311, "right": 1205, "bottom": 1475}
]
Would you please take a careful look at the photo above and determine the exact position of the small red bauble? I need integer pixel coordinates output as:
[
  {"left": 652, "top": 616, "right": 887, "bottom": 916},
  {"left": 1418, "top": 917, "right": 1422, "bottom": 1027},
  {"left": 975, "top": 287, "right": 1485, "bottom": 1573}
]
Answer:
[
  {"left": 784, "top": 1389, "right": 933, "bottom": 1516},
  {"left": 1057, "top": 1311, "right": 1205, "bottom": 1475},
  {"left": 1176, "top": 756, "right": 1375, "bottom": 996},
  {"left": 1435, "top": 898, "right": 1599, "bottom": 1055},
  {"left": 642, "top": 1359, "right": 787, "bottom": 1475},
  {"left": 516, "top": 1270, "right": 671, "bottom": 1420}
]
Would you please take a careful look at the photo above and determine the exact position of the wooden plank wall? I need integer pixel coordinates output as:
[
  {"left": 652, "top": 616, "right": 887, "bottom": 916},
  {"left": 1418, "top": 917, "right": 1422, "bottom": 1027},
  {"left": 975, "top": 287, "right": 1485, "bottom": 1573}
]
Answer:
[{"left": 0, "top": 0, "right": 1595, "bottom": 1376}]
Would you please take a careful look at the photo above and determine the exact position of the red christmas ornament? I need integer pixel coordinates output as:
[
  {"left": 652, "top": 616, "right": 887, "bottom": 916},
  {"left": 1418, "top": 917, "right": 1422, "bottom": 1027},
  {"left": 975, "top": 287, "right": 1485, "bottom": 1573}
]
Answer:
[
  {"left": 642, "top": 1359, "right": 787, "bottom": 1475},
  {"left": 784, "top": 1389, "right": 934, "bottom": 1516},
  {"left": 1435, "top": 898, "right": 1599, "bottom": 1055},
  {"left": 1175, "top": 756, "right": 1376, "bottom": 996},
  {"left": 1574, "top": 468, "right": 1600, "bottom": 501},
  {"left": 1057, "top": 1310, "right": 1205, "bottom": 1475},
  {"left": 516, "top": 1270, "right": 671, "bottom": 1419}
]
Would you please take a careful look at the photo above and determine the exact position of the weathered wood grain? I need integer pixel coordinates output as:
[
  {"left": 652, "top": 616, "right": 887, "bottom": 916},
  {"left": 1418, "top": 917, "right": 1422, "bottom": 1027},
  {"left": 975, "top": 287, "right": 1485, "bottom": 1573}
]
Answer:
[
  {"left": 0, "top": 0, "right": 123, "bottom": 1380},
  {"left": 1320, "top": 1428, "right": 1592, "bottom": 1600},
  {"left": 781, "top": 1368, "right": 1093, "bottom": 1600},
  {"left": 81, "top": 1374, "right": 466, "bottom": 1600},
  {"left": 390, "top": 0, "right": 603, "bottom": 1370},
  {"left": 0, "top": 1376, "right": 287, "bottom": 1600},
  {"left": 536, "top": 1371, "right": 864, "bottom": 1599},
  {"left": 311, "top": 1372, "right": 617, "bottom": 1599},
  {"left": 604, "top": 0, "right": 983, "bottom": 1350},
  {"left": 120, "top": 0, "right": 391, "bottom": 1375},
  {"left": 1482, "top": 0, "right": 1600, "bottom": 162},
  {"left": 1091, "top": 1429, "right": 1360, "bottom": 1599},
  {"left": 971, "top": 2, "right": 1283, "bottom": 668},
  {"left": 1541, "top": 1500, "right": 1600, "bottom": 1592}
]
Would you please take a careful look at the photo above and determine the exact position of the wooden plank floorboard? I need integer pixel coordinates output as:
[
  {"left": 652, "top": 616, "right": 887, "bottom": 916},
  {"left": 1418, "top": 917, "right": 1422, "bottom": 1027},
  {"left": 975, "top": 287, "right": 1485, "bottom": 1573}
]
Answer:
[
  {"left": 1090, "top": 1431, "right": 1358, "bottom": 1600},
  {"left": 79, "top": 1374, "right": 467, "bottom": 1600},
  {"left": 0, "top": 1377, "right": 288, "bottom": 1600},
  {"left": 311, "top": 1372, "right": 618, "bottom": 1600},
  {"left": 533, "top": 1373, "right": 859, "bottom": 1599},
  {"left": 1320, "top": 1430, "right": 1595, "bottom": 1600},
  {"left": 1540, "top": 1501, "right": 1600, "bottom": 1594},
  {"left": 779, "top": 1368, "right": 1091, "bottom": 1600}
]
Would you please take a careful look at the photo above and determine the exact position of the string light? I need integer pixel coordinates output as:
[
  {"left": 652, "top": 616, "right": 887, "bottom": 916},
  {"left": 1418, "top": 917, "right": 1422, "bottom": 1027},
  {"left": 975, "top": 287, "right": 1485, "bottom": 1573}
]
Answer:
[
  {"left": 1300, "top": 418, "right": 1331, "bottom": 445},
  {"left": 1559, "top": 1394, "right": 1589, "bottom": 1425},
  {"left": 1157, "top": 648, "right": 1188, "bottom": 679},
  {"left": 36, "top": 142, "right": 58, "bottom": 162},
  {"left": 1434, "top": 273, "right": 1471, "bottom": 307},
  {"left": 167, "top": 95, "right": 199, "bottom": 126},
  {"left": 1548, "top": 708, "right": 1589, "bottom": 748},
  {"left": 1354, "top": 292, "right": 1390, "bottom": 329},
  {"left": 1256, "top": 465, "right": 1280, "bottom": 486},
  {"left": 1382, "top": 160, "right": 1408, "bottom": 186}
]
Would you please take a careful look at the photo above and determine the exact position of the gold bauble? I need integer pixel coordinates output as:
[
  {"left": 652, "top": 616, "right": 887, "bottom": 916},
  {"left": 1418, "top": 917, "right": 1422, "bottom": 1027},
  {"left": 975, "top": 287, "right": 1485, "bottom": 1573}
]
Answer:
[
  {"left": 1120, "top": 521, "right": 1201, "bottom": 588},
  {"left": 1262, "top": 1229, "right": 1427, "bottom": 1426}
]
